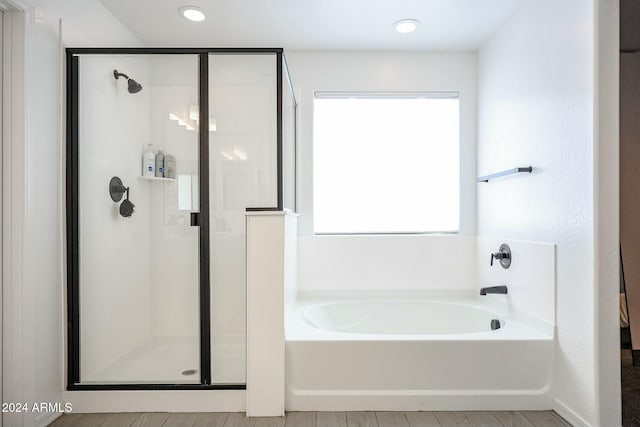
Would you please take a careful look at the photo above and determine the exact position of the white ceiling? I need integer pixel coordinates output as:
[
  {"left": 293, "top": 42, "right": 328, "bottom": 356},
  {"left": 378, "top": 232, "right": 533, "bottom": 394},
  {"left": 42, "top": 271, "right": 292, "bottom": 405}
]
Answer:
[{"left": 99, "top": 0, "right": 524, "bottom": 51}]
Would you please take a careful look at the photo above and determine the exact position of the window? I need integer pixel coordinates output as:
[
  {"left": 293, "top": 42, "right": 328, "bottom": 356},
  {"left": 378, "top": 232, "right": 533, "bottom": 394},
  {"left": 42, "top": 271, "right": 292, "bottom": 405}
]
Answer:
[{"left": 313, "top": 92, "right": 460, "bottom": 234}]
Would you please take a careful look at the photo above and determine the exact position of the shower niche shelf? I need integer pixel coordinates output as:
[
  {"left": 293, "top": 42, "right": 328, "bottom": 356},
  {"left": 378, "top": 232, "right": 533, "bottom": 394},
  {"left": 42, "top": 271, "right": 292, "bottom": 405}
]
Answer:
[{"left": 137, "top": 176, "right": 175, "bottom": 182}]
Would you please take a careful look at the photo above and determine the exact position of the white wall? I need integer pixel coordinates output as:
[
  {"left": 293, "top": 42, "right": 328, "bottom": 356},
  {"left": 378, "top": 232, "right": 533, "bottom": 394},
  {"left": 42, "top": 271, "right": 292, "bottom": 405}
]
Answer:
[
  {"left": 21, "top": 6, "right": 61, "bottom": 427},
  {"left": 37, "top": 0, "right": 141, "bottom": 47},
  {"left": 1, "top": 0, "right": 142, "bottom": 425},
  {"left": 286, "top": 51, "right": 477, "bottom": 237},
  {"left": 476, "top": 0, "right": 618, "bottom": 425},
  {"left": 246, "top": 212, "right": 297, "bottom": 416}
]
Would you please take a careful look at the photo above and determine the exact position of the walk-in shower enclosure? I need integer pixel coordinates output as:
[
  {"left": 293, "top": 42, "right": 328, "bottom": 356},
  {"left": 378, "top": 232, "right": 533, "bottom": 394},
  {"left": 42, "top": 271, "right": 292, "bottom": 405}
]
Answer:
[{"left": 66, "top": 48, "right": 296, "bottom": 390}]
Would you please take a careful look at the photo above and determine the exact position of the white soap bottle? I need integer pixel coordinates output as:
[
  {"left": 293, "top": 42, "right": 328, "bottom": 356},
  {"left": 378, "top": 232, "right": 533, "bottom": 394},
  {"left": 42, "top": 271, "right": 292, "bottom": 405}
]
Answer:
[{"left": 142, "top": 144, "right": 155, "bottom": 177}]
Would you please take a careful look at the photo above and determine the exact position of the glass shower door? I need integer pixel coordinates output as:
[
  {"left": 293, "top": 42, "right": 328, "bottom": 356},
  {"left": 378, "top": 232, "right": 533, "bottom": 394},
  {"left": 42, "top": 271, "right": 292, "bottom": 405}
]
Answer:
[
  {"left": 69, "top": 48, "right": 290, "bottom": 388},
  {"left": 208, "top": 54, "right": 278, "bottom": 383},
  {"left": 76, "top": 54, "right": 201, "bottom": 384}
]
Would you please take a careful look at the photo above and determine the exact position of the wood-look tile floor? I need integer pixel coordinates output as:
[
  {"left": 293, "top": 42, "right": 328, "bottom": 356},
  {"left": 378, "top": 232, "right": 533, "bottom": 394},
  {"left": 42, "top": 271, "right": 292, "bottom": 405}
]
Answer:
[
  {"left": 622, "top": 348, "right": 640, "bottom": 426},
  {"left": 49, "top": 411, "right": 571, "bottom": 427}
]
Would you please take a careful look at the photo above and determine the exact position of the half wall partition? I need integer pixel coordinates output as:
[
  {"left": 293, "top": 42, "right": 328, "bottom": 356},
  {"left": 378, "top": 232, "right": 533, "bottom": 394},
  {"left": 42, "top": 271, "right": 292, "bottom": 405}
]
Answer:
[{"left": 66, "top": 48, "right": 296, "bottom": 390}]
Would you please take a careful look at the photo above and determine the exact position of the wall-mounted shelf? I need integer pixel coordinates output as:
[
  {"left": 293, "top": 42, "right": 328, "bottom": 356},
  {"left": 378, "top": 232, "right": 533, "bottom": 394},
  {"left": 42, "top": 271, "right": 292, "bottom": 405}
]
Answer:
[
  {"left": 477, "top": 166, "right": 532, "bottom": 183},
  {"left": 137, "top": 176, "right": 175, "bottom": 182}
]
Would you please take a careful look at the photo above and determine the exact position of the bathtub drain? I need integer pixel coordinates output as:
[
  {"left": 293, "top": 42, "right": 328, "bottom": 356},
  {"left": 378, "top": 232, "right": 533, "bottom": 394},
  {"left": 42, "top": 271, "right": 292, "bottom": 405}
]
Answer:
[{"left": 491, "top": 319, "right": 501, "bottom": 330}]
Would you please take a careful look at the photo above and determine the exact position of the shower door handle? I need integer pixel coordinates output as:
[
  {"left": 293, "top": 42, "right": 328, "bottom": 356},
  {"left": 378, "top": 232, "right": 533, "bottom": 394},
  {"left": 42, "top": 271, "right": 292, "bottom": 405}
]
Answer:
[{"left": 190, "top": 212, "right": 200, "bottom": 227}]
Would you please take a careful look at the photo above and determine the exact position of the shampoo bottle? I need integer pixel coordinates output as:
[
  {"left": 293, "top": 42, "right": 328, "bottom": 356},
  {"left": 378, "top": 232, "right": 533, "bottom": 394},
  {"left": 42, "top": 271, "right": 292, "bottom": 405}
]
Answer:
[
  {"left": 164, "top": 154, "right": 176, "bottom": 179},
  {"left": 142, "top": 144, "right": 155, "bottom": 177},
  {"left": 155, "top": 150, "right": 164, "bottom": 178}
]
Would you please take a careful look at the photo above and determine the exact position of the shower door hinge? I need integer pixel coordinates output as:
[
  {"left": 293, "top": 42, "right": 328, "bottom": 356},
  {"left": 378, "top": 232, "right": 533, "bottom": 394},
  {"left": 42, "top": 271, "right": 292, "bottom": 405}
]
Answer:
[{"left": 190, "top": 212, "right": 200, "bottom": 227}]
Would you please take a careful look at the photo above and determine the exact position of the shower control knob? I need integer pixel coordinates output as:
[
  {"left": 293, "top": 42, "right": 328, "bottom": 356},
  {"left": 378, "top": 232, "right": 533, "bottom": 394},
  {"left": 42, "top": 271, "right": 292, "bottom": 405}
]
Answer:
[
  {"left": 490, "top": 252, "right": 499, "bottom": 266},
  {"left": 490, "top": 244, "right": 512, "bottom": 269}
]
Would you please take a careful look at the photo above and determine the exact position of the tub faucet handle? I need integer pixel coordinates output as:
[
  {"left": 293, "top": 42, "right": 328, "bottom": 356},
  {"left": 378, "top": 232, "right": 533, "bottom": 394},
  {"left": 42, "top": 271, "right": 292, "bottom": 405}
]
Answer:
[
  {"left": 490, "top": 244, "right": 512, "bottom": 269},
  {"left": 490, "top": 251, "right": 505, "bottom": 266}
]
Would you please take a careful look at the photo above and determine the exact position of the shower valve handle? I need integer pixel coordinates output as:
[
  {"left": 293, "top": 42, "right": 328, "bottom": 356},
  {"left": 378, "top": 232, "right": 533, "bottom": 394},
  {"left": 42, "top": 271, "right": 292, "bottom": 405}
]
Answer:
[
  {"left": 112, "top": 185, "right": 130, "bottom": 199},
  {"left": 108, "top": 176, "right": 131, "bottom": 203},
  {"left": 490, "top": 244, "right": 512, "bottom": 269},
  {"left": 490, "top": 252, "right": 504, "bottom": 266}
]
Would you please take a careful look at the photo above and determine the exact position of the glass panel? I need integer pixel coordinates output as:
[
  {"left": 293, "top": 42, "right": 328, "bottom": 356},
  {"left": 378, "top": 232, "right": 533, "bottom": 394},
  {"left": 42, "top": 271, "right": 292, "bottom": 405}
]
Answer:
[
  {"left": 78, "top": 54, "right": 200, "bottom": 384},
  {"left": 282, "top": 58, "right": 297, "bottom": 211},
  {"left": 208, "top": 54, "right": 277, "bottom": 383}
]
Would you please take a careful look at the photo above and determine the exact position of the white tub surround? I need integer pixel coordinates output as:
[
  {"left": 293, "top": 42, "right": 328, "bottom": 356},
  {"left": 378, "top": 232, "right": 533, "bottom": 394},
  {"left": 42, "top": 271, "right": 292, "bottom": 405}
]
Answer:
[
  {"left": 298, "top": 235, "right": 476, "bottom": 291},
  {"left": 476, "top": 237, "right": 556, "bottom": 327},
  {"left": 297, "top": 235, "right": 556, "bottom": 329},
  {"left": 286, "top": 292, "right": 554, "bottom": 411},
  {"left": 246, "top": 211, "right": 298, "bottom": 417}
]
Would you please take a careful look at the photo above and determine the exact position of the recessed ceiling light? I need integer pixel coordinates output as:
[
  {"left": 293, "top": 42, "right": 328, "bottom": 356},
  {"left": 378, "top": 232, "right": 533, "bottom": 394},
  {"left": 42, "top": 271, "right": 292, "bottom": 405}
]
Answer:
[
  {"left": 179, "top": 6, "right": 206, "bottom": 22},
  {"left": 393, "top": 19, "right": 420, "bottom": 34}
]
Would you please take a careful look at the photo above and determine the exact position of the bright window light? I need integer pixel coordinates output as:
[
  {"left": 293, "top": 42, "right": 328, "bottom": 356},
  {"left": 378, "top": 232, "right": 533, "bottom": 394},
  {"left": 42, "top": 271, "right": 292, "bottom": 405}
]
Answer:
[{"left": 313, "top": 93, "right": 460, "bottom": 234}]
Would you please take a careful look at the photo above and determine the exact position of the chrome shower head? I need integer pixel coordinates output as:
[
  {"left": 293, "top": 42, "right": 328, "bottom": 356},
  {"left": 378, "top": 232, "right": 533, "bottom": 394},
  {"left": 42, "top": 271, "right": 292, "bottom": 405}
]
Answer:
[{"left": 113, "top": 69, "right": 143, "bottom": 94}]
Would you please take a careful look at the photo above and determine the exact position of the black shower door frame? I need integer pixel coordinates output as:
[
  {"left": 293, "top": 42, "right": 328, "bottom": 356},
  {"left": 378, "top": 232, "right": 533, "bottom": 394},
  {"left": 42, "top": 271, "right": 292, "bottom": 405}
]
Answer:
[{"left": 66, "top": 47, "right": 286, "bottom": 391}]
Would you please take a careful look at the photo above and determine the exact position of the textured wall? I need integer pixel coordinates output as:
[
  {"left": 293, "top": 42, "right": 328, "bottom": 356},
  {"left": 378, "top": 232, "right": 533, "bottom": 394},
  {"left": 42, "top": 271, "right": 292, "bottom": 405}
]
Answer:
[{"left": 477, "top": 0, "right": 598, "bottom": 424}]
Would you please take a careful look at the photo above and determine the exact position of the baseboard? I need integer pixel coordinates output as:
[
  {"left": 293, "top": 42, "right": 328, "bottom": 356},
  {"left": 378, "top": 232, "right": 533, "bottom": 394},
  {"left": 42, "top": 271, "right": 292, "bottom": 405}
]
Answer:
[
  {"left": 62, "top": 390, "right": 245, "bottom": 413},
  {"left": 36, "top": 411, "right": 64, "bottom": 427},
  {"left": 286, "top": 387, "right": 553, "bottom": 411},
  {"left": 553, "top": 398, "right": 592, "bottom": 427}
]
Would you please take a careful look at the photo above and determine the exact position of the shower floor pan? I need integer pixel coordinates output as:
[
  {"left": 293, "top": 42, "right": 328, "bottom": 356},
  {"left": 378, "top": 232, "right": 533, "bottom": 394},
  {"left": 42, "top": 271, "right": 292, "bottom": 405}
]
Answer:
[
  {"left": 80, "top": 336, "right": 245, "bottom": 385},
  {"left": 81, "top": 337, "right": 200, "bottom": 384}
]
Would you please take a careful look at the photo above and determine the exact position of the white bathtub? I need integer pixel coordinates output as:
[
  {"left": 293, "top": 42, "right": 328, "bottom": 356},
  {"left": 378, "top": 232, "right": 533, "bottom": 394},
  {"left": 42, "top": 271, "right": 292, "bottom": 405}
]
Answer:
[
  {"left": 304, "top": 300, "right": 505, "bottom": 335},
  {"left": 285, "top": 292, "right": 555, "bottom": 411}
]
